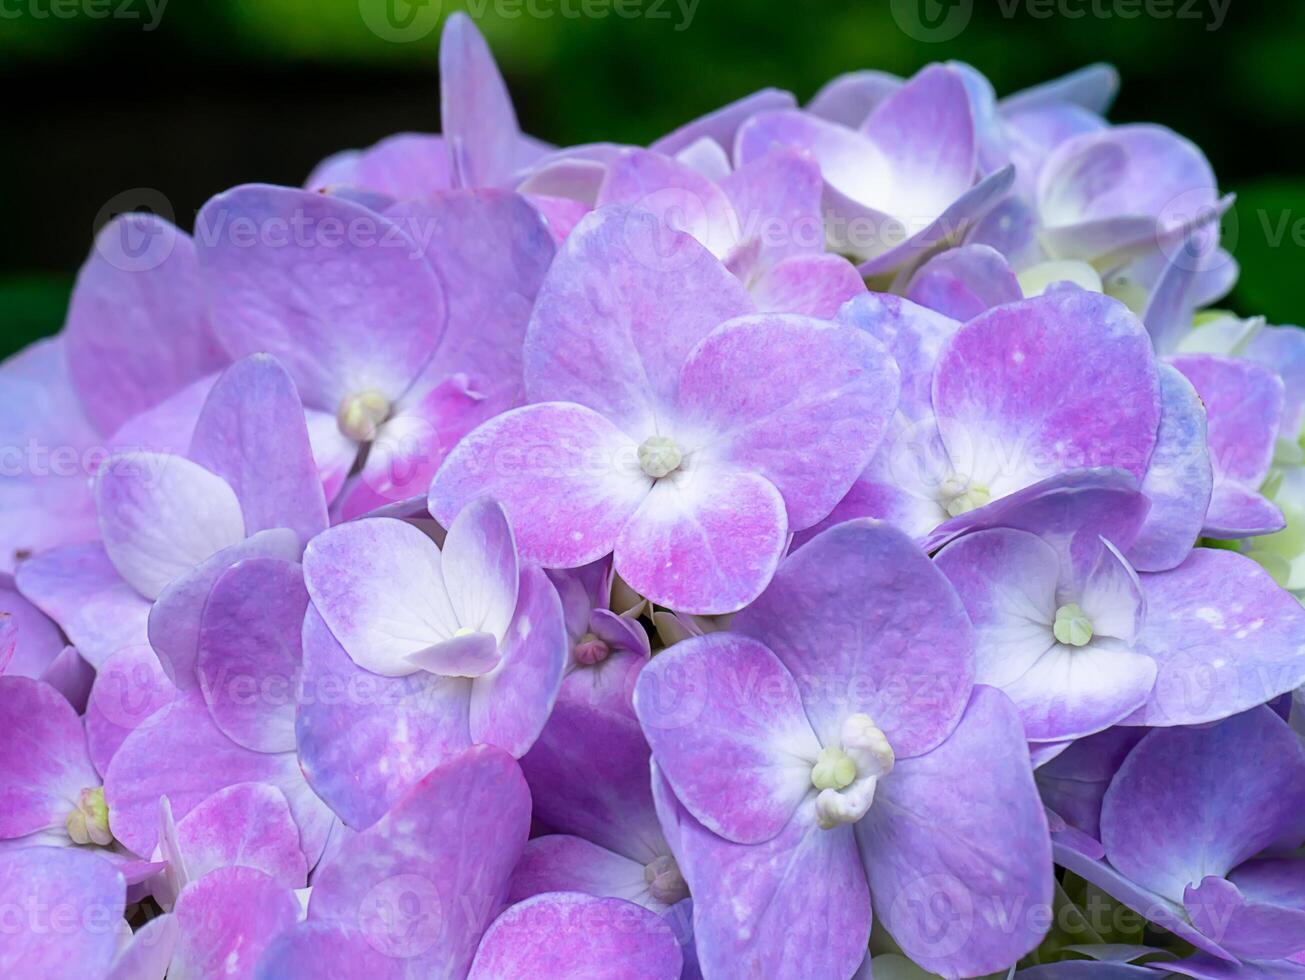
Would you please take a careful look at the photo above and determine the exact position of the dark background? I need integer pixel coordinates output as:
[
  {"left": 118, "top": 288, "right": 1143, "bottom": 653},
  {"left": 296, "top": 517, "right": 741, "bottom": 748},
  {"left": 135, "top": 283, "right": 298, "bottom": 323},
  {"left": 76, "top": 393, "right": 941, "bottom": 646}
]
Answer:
[{"left": 4, "top": 0, "right": 1303, "bottom": 357}]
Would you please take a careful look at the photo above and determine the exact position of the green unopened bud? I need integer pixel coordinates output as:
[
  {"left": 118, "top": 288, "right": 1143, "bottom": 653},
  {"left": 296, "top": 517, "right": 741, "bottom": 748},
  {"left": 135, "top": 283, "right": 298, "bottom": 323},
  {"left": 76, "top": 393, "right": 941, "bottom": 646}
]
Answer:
[{"left": 1053, "top": 603, "right": 1094, "bottom": 647}]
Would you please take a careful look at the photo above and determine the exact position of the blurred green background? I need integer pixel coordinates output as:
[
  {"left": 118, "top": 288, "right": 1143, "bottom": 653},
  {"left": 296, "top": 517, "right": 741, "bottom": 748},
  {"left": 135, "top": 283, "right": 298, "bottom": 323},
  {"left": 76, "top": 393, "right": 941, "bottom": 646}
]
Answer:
[{"left": 3, "top": 0, "right": 1303, "bottom": 357}]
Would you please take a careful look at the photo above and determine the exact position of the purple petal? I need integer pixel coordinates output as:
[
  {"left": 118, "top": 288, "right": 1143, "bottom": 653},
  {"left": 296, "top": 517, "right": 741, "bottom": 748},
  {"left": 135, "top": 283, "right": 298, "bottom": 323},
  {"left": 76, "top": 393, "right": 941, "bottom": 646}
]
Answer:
[
  {"left": 308, "top": 133, "right": 453, "bottom": 199},
  {"left": 84, "top": 644, "right": 178, "bottom": 777},
  {"left": 1185, "top": 875, "right": 1305, "bottom": 961},
  {"left": 161, "top": 782, "right": 308, "bottom": 903},
  {"left": 735, "top": 520, "right": 974, "bottom": 756},
  {"left": 303, "top": 517, "right": 456, "bottom": 677},
  {"left": 936, "top": 528, "right": 1153, "bottom": 740},
  {"left": 861, "top": 65, "right": 976, "bottom": 210},
  {"left": 468, "top": 565, "right": 567, "bottom": 756},
  {"left": 933, "top": 289, "right": 1161, "bottom": 499},
  {"left": 856, "top": 686, "right": 1053, "bottom": 977},
  {"left": 172, "top": 866, "right": 300, "bottom": 979},
  {"left": 807, "top": 70, "right": 900, "bottom": 127},
  {"left": 651, "top": 88, "right": 797, "bottom": 157},
  {"left": 1038, "top": 125, "right": 1217, "bottom": 251},
  {"left": 467, "top": 892, "right": 683, "bottom": 980},
  {"left": 386, "top": 188, "right": 554, "bottom": 426},
  {"left": 676, "top": 313, "right": 899, "bottom": 530},
  {"left": 1171, "top": 354, "right": 1284, "bottom": 537},
  {"left": 253, "top": 923, "right": 403, "bottom": 980},
  {"left": 149, "top": 529, "right": 301, "bottom": 692},
  {"left": 440, "top": 13, "right": 520, "bottom": 187},
  {"left": 1127, "top": 364, "right": 1213, "bottom": 572},
  {"left": 597, "top": 149, "right": 739, "bottom": 260},
  {"left": 107, "top": 912, "right": 177, "bottom": 980},
  {"left": 660, "top": 790, "right": 869, "bottom": 980},
  {"left": 521, "top": 697, "right": 667, "bottom": 863},
  {"left": 441, "top": 497, "right": 519, "bottom": 641},
  {"left": 1000, "top": 63, "right": 1119, "bottom": 115},
  {"left": 93, "top": 451, "right": 245, "bottom": 600},
  {"left": 64, "top": 216, "right": 224, "bottom": 436},
  {"left": 905, "top": 244, "right": 1022, "bottom": 322},
  {"left": 922, "top": 467, "right": 1149, "bottom": 557},
  {"left": 197, "top": 558, "right": 308, "bottom": 753},
  {"left": 1035, "top": 726, "right": 1145, "bottom": 840},
  {"left": 0, "top": 576, "right": 65, "bottom": 679},
  {"left": 308, "top": 745, "right": 530, "bottom": 976},
  {"left": 297, "top": 605, "right": 472, "bottom": 831},
  {"left": 522, "top": 205, "right": 752, "bottom": 434},
  {"left": 104, "top": 693, "right": 332, "bottom": 866},
  {"left": 508, "top": 836, "right": 653, "bottom": 909},
  {"left": 197, "top": 184, "right": 444, "bottom": 411},
  {"left": 1128, "top": 549, "right": 1305, "bottom": 726},
  {"left": 35, "top": 645, "right": 96, "bottom": 714},
  {"left": 836, "top": 291, "right": 959, "bottom": 423},
  {"left": 187, "top": 354, "right": 328, "bottom": 547},
  {"left": 718, "top": 147, "right": 824, "bottom": 269},
  {"left": 614, "top": 467, "right": 786, "bottom": 615},
  {"left": 635, "top": 632, "right": 819, "bottom": 844},
  {"left": 1102, "top": 707, "right": 1305, "bottom": 905},
  {"left": 0, "top": 846, "right": 124, "bottom": 976},
  {"left": 750, "top": 253, "right": 866, "bottom": 318},
  {"left": 0, "top": 339, "right": 101, "bottom": 573},
  {"left": 15, "top": 540, "right": 149, "bottom": 673},
  {"left": 429, "top": 402, "right": 648, "bottom": 569},
  {"left": 0, "top": 676, "right": 98, "bottom": 838},
  {"left": 855, "top": 165, "right": 1016, "bottom": 277}
]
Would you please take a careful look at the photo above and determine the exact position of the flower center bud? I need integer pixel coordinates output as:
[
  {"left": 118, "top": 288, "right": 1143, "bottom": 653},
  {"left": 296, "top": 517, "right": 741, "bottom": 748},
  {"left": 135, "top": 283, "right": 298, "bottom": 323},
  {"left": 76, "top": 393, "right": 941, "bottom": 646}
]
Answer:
[
  {"left": 1053, "top": 603, "right": 1094, "bottom": 647},
  {"left": 638, "top": 436, "right": 682, "bottom": 479},
  {"left": 573, "top": 632, "right": 611, "bottom": 667},
  {"left": 813, "top": 714, "right": 894, "bottom": 830},
  {"left": 337, "top": 390, "right": 391, "bottom": 442},
  {"left": 66, "top": 787, "right": 112, "bottom": 847},
  {"left": 939, "top": 474, "right": 991, "bottom": 518},
  {"left": 810, "top": 746, "right": 856, "bottom": 791},
  {"left": 644, "top": 854, "right": 689, "bottom": 905}
]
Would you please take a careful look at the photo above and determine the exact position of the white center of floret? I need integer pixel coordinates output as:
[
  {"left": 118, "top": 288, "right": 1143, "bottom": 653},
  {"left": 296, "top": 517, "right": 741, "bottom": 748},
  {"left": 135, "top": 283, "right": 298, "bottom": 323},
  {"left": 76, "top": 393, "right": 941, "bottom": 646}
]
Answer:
[
  {"left": 638, "top": 436, "right": 683, "bottom": 479},
  {"left": 1053, "top": 603, "right": 1094, "bottom": 647},
  {"left": 337, "top": 390, "right": 391, "bottom": 442},
  {"left": 812, "top": 714, "right": 895, "bottom": 830}
]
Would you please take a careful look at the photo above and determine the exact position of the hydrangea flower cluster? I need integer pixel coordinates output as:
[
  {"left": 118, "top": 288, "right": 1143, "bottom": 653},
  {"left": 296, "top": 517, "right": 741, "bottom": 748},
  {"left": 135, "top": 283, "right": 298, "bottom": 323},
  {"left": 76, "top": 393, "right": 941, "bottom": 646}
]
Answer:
[{"left": 3, "top": 14, "right": 1304, "bottom": 980}]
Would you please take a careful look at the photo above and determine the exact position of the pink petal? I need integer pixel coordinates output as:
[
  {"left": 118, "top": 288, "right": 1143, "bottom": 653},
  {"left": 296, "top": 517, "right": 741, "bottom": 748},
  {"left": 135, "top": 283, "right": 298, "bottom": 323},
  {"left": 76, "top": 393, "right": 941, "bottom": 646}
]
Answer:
[
  {"left": 614, "top": 467, "right": 786, "bottom": 615},
  {"left": 172, "top": 866, "right": 300, "bottom": 980},
  {"left": 187, "top": 354, "right": 328, "bottom": 547},
  {"left": 197, "top": 558, "right": 308, "bottom": 753},
  {"left": 636, "top": 632, "right": 818, "bottom": 844},
  {"left": 440, "top": 13, "right": 521, "bottom": 187},
  {"left": 467, "top": 892, "right": 682, "bottom": 980},
  {"left": 0, "top": 676, "right": 98, "bottom": 838},
  {"left": 64, "top": 215, "right": 224, "bottom": 436},
  {"left": 429, "top": 402, "right": 649, "bottom": 569},
  {"left": 522, "top": 205, "right": 752, "bottom": 435},
  {"left": 196, "top": 184, "right": 444, "bottom": 411}
]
